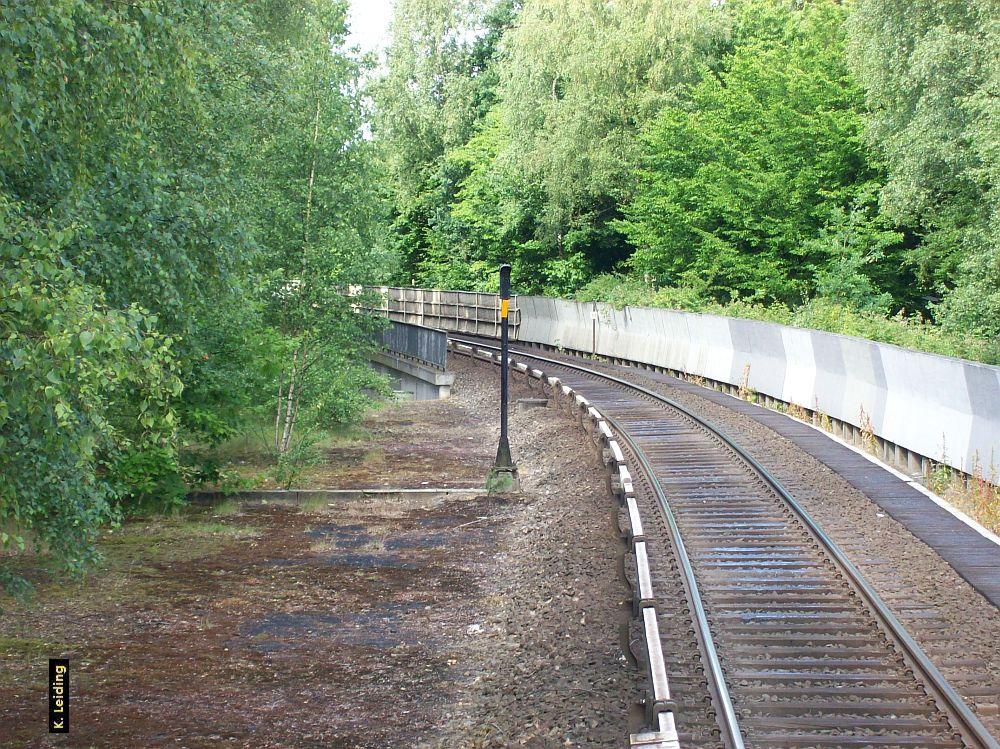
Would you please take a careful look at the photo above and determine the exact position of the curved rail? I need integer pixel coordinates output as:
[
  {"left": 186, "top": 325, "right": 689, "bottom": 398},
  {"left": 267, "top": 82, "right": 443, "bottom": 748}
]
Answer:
[
  {"left": 614, "top": 410, "right": 745, "bottom": 749},
  {"left": 452, "top": 335, "right": 999, "bottom": 749}
]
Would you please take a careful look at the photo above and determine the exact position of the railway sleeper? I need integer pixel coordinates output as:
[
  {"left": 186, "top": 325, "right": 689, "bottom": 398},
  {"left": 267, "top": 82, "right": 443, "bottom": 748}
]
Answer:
[{"left": 454, "top": 341, "right": 997, "bottom": 749}]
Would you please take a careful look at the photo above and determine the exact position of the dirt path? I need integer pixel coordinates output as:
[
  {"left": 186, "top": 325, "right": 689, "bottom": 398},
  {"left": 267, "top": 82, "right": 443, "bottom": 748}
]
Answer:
[{"left": 0, "top": 355, "right": 637, "bottom": 748}]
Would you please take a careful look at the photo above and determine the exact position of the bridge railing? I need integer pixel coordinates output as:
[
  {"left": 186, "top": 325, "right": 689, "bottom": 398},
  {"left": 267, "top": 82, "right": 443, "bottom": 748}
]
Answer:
[
  {"left": 368, "top": 286, "right": 520, "bottom": 339},
  {"left": 379, "top": 319, "right": 448, "bottom": 370}
]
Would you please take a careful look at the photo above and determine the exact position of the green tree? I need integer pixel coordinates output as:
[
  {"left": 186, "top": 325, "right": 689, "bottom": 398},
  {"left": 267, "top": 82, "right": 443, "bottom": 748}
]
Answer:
[
  {"left": 847, "top": 0, "right": 1000, "bottom": 338},
  {"left": 373, "top": 0, "right": 515, "bottom": 283},
  {"left": 618, "top": 0, "right": 905, "bottom": 306},
  {"left": 0, "top": 200, "right": 181, "bottom": 592},
  {"left": 252, "top": 1, "right": 387, "bottom": 453},
  {"left": 0, "top": 0, "right": 391, "bottom": 590},
  {"left": 492, "top": 0, "right": 726, "bottom": 279}
]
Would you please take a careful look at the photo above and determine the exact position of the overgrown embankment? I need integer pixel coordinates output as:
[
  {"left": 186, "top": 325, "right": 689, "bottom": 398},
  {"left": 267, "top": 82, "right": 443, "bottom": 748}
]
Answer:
[{"left": 0, "top": 355, "right": 637, "bottom": 748}]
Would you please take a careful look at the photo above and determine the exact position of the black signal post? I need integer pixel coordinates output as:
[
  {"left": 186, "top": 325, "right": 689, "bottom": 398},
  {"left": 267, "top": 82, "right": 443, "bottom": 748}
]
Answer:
[{"left": 489, "top": 264, "right": 519, "bottom": 492}]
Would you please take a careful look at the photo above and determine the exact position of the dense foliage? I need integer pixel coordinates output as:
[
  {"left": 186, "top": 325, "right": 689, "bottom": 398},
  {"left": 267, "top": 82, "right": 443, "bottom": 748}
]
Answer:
[
  {"left": 3, "top": 0, "right": 997, "bottom": 592},
  {"left": 620, "top": 1, "right": 904, "bottom": 308},
  {"left": 847, "top": 0, "right": 1000, "bottom": 340},
  {"left": 374, "top": 0, "right": 998, "bottom": 360},
  {"left": 1, "top": 0, "right": 388, "bottom": 591}
]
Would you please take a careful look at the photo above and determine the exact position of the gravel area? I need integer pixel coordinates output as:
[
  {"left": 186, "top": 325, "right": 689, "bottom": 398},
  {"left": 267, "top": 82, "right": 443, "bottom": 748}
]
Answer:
[
  {"left": 543, "top": 353, "right": 1000, "bottom": 735},
  {"left": 424, "top": 354, "right": 639, "bottom": 748},
  {"left": 0, "top": 353, "right": 638, "bottom": 748}
]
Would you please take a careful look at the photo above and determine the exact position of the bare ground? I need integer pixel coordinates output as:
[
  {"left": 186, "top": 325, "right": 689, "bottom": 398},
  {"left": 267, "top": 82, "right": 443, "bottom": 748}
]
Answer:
[{"left": 0, "top": 354, "right": 637, "bottom": 748}]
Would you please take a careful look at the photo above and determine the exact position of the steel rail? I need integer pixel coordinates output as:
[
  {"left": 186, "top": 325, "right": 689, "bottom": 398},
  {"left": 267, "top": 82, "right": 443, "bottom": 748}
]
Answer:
[
  {"left": 451, "top": 335, "right": 999, "bottom": 749},
  {"left": 452, "top": 340, "right": 743, "bottom": 748},
  {"left": 614, "top": 410, "right": 746, "bottom": 749}
]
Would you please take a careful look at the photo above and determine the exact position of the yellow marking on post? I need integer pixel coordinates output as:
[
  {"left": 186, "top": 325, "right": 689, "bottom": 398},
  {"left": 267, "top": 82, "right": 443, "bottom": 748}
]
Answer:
[{"left": 500, "top": 299, "right": 510, "bottom": 319}]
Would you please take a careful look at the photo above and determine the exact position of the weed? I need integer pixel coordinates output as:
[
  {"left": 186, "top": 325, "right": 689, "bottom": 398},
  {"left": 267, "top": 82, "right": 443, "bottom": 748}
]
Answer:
[
  {"left": 929, "top": 461, "right": 953, "bottom": 495},
  {"left": 737, "top": 363, "right": 757, "bottom": 403},
  {"left": 859, "top": 407, "right": 877, "bottom": 454},
  {"left": 788, "top": 403, "right": 809, "bottom": 422},
  {"left": 271, "top": 435, "right": 323, "bottom": 490},
  {"left": 209, "top": 498, "right": 242, "bottom": 517}
]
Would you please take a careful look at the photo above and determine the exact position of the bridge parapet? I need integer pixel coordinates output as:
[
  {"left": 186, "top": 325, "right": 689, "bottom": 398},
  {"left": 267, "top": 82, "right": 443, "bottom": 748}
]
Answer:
[
  {"left": 371, "top": 286, "right": 520, "bottom": 339},
  {"left": 370, "top": 286, "right": 999, "bottom": 482},
  {"left": 372, "top": 319, "right": 454, "bottom": 400},
  {"left": 380, "top": 320, "right": 448, "bottom": 370}
]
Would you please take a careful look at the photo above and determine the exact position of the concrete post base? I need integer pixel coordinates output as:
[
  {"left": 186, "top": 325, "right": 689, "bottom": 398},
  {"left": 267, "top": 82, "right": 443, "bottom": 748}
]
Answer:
[{"left": 486, "top": 466, "right": 520, "bottom": 494}]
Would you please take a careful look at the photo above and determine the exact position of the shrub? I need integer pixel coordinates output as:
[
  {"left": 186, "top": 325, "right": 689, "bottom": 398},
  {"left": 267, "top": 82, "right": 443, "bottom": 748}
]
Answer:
[
  {"left": 0, "top": 204, "right": 181, "bottom": 592},
  {"left": 575, "top": 273, "right": 999, "bottom": 365}
]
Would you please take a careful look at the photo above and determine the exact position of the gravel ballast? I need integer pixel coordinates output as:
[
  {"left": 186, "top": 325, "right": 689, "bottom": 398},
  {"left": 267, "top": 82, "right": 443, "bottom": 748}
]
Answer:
[
  {"left": 424, "top": 354, "right": 640, "bottom": 748},
  {"left": 518, "top": 348, "right": 1000, "bottom": 737}
]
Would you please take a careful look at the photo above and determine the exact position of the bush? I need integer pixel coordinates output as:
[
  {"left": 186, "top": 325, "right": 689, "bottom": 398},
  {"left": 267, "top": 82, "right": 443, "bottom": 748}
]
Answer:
[
  {"left": 108, "top": 445, "right": 187, "bottom": 514},
  {"left": 271, "top": 437, "right": 323, "bottom": 490},
  {"left": 0, "top": 204, "right": 182, "bottom": 593}
]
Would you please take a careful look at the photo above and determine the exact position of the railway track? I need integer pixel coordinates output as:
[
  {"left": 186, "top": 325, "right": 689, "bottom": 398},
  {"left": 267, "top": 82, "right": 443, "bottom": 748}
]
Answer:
[{"left": 450, "top": 337, "right": 999, "bottom": 749}]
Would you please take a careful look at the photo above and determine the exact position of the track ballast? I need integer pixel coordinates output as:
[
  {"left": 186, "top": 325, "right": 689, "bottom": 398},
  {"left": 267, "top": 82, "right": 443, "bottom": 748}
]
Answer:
[{"left": 451, "top": 337, "right": 999, "bottom": 749}]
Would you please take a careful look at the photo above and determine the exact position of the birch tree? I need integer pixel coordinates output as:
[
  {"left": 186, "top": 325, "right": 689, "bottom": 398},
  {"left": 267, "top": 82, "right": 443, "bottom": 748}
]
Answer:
[
  {"left": 494, "top": 0, "right": 727, "bottom": 274},
  {"left": 848, "top": 0, "right": 1000, "bottom": 338},
  {"left": 253, "top": 1, "right": 386, "bottom": 455}
]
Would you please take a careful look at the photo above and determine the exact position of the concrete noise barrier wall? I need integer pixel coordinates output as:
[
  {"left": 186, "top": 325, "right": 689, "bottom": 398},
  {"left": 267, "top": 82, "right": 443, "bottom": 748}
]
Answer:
[{"left": 373, "top": 287, "right": 999, "bottom": 478}]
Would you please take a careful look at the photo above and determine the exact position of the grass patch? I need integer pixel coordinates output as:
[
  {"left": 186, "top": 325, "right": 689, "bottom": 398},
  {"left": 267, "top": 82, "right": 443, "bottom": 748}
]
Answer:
[
  {"left": 195, "top": 418, "right": 376, "bottom": 491},
  {"left": 207, "top": 497, "right": 243, "bottom": 517},
  {"left": 0, "top": 635, "right": 60, "bottom": 658},
  {"left": 100, "top": 517, "right": 258, "bottom": 568},
  {"left": 0, "top": 509, "right": 259, "bottom": 613},
  {"left": 0, "top": 635, "right": 64, "bottom": 686},
  {"left": 210, "top": 420, "right": 372, "bottom": 467}
]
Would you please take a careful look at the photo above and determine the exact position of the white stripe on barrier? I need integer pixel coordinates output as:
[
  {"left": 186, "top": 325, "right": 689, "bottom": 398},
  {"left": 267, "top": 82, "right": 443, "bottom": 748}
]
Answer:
[
  {"left": 598, "top": 421, "right": 614, "bottom": 440},
  {"left": 515, "top": 362, "right": 528, "bottom": 372},
  {"left": 531, "top": 369, "right": 544, "bottom": 379}
]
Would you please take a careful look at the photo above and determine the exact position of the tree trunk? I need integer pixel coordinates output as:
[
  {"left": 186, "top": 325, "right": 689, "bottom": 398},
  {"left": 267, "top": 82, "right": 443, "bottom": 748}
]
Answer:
[
  {"left": 283, "top": 380, "right": 303, "bottom": 454},
  {"left": 303, "top": 97, "right": 322, "bottom": 247},
  {"left": 276, "top": 347, "right": 299, "bottom": 455},
  {"left": 276, "top": 96, "right": 323, "bottom": 455},
  {"left": 275, "top": 371, "right": 286, "bottom": 452}
]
